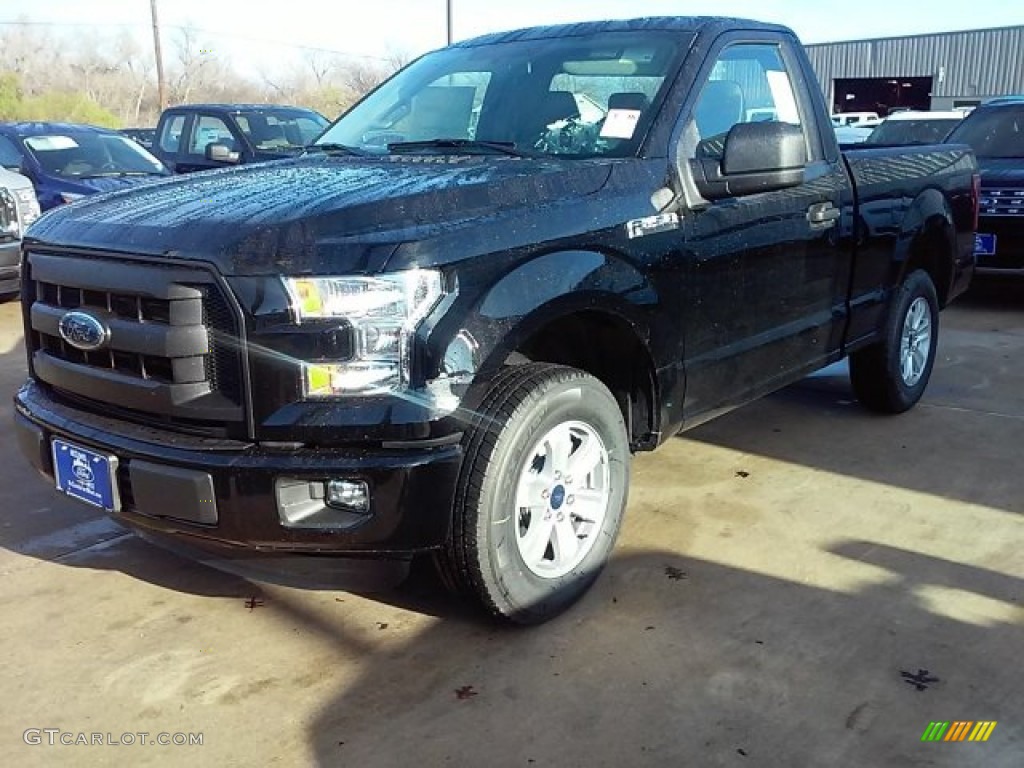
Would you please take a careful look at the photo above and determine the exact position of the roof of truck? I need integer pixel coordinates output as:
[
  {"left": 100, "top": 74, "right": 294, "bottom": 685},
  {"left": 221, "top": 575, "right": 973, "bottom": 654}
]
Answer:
[
  {"left": 162, "top": 103, "right": 320, "bottom": 112},
  {"left": 457, "top": 16, "right": 791, "bottom": 47}
]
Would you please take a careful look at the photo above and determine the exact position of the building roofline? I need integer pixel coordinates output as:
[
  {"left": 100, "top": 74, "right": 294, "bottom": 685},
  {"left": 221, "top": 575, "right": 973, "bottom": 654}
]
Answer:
[{"left": 806, "top": 23, "right": 1024, "bottom": 48}]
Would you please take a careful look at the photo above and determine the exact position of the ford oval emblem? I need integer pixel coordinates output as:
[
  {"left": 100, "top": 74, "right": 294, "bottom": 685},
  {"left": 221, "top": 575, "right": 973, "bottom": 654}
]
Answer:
[{"left": 58, "top": 311, "right": 110, "bottom": 352}]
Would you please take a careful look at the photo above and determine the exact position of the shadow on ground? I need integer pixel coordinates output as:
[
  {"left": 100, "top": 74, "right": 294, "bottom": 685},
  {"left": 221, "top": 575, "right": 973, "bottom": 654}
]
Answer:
[
  {"left": 285, "top": 545, "right": 1020, "bottom": 767},
  {"left": 684, "top": 285, "right": 1024, "bottom": 515}
]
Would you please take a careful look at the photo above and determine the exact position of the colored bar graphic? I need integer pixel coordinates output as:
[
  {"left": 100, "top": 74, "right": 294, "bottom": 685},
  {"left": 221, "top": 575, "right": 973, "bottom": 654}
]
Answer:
[
  {"left": 969, "top": 722, "right": 997, "bottom": 742},
  {"left": 922, "top": 721, "right": 996, "bottom": 742},
  {"left": 945, "top": 721, "right": 973, "bottom": 741}
]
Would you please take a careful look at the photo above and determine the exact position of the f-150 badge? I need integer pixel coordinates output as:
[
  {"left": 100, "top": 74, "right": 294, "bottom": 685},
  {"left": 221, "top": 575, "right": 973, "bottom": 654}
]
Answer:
[{"left": 626, "top": 212, "right": 680, "bottom": 239}]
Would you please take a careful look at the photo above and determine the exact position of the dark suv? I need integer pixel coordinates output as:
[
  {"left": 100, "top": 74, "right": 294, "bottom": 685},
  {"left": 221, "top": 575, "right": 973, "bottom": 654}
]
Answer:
[
  {"left": 946, "top": 97, "right": 1024, "bottom": 275},
  {"left": 153, "top": 104, "right": 329, "bottom": 173}
]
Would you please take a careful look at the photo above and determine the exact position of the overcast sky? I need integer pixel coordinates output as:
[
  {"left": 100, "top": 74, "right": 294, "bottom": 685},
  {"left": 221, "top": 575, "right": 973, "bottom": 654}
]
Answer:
[{"left": 3, "top": 0, "right": 1022, "bottom": 75}]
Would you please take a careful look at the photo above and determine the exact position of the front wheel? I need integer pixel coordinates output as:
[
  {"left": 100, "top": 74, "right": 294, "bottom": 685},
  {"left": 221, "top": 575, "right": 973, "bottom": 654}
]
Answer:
[
  {"left": 849, "top": 269, "right": 939, "bottom": 413},
  {"left": 439, "top": 364, "right": 630, "bottom": 624}
]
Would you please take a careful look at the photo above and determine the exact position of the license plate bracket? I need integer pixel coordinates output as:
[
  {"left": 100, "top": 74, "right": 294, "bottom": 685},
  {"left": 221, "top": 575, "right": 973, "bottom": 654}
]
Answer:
[{"left": 52, "top": 439, "right": 121, "bottom": 512}]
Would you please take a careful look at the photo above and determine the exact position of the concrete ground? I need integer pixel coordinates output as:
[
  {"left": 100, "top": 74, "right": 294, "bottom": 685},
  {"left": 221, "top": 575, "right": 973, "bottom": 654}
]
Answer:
[{"left": 0, "top": 284, "right": 1020, "bottom": 767}]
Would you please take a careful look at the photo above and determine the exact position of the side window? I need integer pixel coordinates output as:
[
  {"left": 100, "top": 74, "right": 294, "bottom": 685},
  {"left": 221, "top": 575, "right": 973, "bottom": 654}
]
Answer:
[
  {"left": 0, "top": 135, "right": 24, "bottom": 170},
  {"left": 189, "top": 115, "right": 236, "bottom": 155},
  {"left": 158, "top": 115, "right": 186, "bottom": 153},
  {"left": 690, "top": 44, "right": 804, "bottom": 158}
]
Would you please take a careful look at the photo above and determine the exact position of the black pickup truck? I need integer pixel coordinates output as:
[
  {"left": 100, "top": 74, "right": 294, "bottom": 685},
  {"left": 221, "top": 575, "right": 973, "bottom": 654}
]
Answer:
[
  {"left": 14, "top": 17, "right": 977, "bottom": 623},
  {"left": 151, "top": 103, "right": 329, "bottom": 173}
]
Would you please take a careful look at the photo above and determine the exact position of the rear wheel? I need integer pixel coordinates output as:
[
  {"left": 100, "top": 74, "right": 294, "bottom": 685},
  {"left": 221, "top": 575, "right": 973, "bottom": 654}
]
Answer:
[
  {"left": 849, "top": 269, "right": 939, "bottom": 413},
  {"left": 439, "top": 364, "right": 630, "bottom": 624}
]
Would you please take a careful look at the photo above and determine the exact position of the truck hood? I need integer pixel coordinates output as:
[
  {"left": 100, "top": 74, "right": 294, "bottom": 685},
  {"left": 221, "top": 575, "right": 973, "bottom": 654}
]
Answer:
[
  {"left": 76, "top": 174, "right": 169, "bottom": 194},
  {"left": 25, "top": 154, "right": 615, "bottom": 276},
  {"left": 976, "top": 158, "right": 1024, "bottom": 187}
]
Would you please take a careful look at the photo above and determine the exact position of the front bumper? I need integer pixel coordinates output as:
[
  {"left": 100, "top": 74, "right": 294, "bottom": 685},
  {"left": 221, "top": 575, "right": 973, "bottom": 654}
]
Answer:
[
  {"left": 975, "top": 218, "right": 1024, "bottom": 276},
  {"left": 14, "top": 380, "right": 463, "bottom": 559}
]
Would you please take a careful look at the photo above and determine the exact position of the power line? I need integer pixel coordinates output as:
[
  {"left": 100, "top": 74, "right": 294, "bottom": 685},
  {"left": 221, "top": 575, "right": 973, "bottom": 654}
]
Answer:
[{"left": 0, "top": 19, "right": 402, "bottom": 61}]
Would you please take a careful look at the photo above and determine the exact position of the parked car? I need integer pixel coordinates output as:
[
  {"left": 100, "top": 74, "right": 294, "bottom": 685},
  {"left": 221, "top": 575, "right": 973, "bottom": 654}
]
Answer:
[
  {"left": 14, "top": 17, "right": 977, "bottom": 624},
  {"left": 831, "top": 111, "right": 881, "bottom": 128},
  {"left": 0, "top": 167, "right": 41, "bottom": 296},
  {"left": 0, "top": 183, "right": 20, "bottom": 296},
  {"left": 119, "top": 128, "right": 157, "bottom": 150},
  {"left": 0, "top": 165, "right": 41, "bottom": 232},
  {"left": 864, "top": 111, "right": 963, "bottom": 145},
  {"left": 0, "top": 123, "right": 171, "bottom": 211},
  {"left": 834, "top": 125, "right": 874, "bottom": 144},
  {"left": 152, "top": 104, "right": 329, "bottom": 173},
  {"left": 946, "top": 96, "right": 1024, "bottom": 275}
]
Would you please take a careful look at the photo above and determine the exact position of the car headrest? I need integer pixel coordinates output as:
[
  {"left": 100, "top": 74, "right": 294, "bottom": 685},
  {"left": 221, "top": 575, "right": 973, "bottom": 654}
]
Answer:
[{"left": 695, "top": 80, "right": 745, "bottom": 139}]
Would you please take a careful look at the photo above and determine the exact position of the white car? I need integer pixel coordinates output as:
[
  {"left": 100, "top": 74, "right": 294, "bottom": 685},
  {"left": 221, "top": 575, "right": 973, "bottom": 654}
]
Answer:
[
  {"left": 863, "top": 110, "right": 964, "bottom": 145},
  {"left": 0, "top": 167, "right": 41, "bottom": 231},
  {"left": 834, "top": 125, "right": 874, "bottom": 144},
  {"left": 0, "top": 167, "right": 41, "bottom": 295},
  {"left": 831, "top": 112, "right": 881, "bottom": 128}
]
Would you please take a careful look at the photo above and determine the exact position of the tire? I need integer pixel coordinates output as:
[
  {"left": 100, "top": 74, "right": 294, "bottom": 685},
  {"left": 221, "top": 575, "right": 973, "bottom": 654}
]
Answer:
[
  {"left": 849, "top": 269, "right": 939, "bottom": 414},
  {"left": 438, "top": 363, "right": 630, "bottom": 624}
]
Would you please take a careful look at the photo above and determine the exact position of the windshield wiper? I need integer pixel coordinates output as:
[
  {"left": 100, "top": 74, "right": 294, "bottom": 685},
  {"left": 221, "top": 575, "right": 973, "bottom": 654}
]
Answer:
[
  {"left": 303, "top": 143, "right": 368, "bottom": 156},
  {"left": 387, "top": 138, "right": 532, "bottom": 157}
]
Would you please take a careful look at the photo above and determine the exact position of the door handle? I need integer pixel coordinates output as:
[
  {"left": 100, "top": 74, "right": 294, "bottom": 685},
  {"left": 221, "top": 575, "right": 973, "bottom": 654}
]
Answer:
[{"left": 807, "top": 202, "right": 840, "bottom": 227}]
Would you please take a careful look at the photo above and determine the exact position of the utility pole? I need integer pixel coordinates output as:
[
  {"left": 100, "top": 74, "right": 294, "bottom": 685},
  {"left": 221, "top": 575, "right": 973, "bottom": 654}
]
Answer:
[
  {"left": 150, "top": 0, "right": 167, "bottom": 112},
  {"left": 446, "top": 0, "right": 453, "bottom": 45}
]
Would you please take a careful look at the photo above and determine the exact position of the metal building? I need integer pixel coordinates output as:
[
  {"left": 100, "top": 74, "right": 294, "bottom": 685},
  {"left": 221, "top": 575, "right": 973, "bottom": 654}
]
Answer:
[{"left": 805, "top": 25, "right": 1024, "bottom": 115}]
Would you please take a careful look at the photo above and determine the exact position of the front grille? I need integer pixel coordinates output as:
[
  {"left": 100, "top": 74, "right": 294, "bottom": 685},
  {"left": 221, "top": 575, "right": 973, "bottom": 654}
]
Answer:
[
  {"left": 980, "top": 188, "right": 1024, "bottom": 217},
  {"left": 26, "top": 252, "right": 245, "bottom": 430}
]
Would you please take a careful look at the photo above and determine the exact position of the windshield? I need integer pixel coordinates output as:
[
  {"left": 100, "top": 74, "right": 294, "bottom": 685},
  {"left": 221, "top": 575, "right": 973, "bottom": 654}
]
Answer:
[
  {"left": 865, "top": 118, "right": 961, "bottom": 146},
  {"left": 235, "top": 109, "right": 329, "bottom": 150},
  {"left": 316, "top": 31, "right": 690, "bottom": 158},
  {"left": 946, "top": 105, "right": 1024, "bottom": 158},
  {"left": 22, "top": 133, "right": 168, "bottom": 177}
]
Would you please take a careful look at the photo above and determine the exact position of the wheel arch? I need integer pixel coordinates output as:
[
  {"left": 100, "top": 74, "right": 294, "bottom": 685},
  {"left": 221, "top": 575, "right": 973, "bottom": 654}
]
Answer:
[
  {"left": 436, "top": 248, "right": 664, "bottom": 451},
  {"left": 894, "top": 187, "right": 957, "bottom": 306}
]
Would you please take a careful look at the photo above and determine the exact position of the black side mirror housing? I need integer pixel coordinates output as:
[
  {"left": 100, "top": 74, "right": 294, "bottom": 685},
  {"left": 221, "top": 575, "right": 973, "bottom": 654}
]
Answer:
[
  {"left": 692, "top": 122, "right": 808, "bottom": 200},
  {"left": 205, "top": 143, "right": 241, "bottom": 165}
]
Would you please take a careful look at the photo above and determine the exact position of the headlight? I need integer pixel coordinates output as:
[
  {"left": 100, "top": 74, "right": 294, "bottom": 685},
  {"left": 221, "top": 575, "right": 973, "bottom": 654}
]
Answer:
[
  {"left": 15, "top": 190, "right": 40, "bottom": 227},
  {"left": 283, "top": 270, "right": 444, "bottom": 396},
  {"left": 60, "top": 192, "right": 85, "bottom": 204}
]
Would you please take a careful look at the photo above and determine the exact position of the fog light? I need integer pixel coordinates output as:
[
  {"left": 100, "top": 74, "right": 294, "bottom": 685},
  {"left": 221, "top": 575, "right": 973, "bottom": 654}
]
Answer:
[{"left": 326, "top": 479, "right": 370, "bottom": 513}]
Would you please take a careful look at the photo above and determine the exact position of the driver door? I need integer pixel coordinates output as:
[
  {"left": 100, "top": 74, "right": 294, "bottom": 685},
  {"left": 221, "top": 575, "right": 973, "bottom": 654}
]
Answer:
[{"left": 678, "top": 39, "right": 852, "bottom": 421}]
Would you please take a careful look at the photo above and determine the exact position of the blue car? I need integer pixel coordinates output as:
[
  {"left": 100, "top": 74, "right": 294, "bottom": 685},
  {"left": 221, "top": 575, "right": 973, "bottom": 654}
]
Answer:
[{"left": 0, "top": 122, "right": 171, "bottom": 211}]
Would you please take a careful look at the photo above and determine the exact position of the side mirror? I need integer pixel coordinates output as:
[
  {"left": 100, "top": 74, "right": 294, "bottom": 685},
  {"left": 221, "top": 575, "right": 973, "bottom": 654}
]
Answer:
[
  {"left": 692, "top": 122, "right": 808, "bottom": 200},
  {"left": 205, "top": 142, "right": 241, "bottom": 165}
]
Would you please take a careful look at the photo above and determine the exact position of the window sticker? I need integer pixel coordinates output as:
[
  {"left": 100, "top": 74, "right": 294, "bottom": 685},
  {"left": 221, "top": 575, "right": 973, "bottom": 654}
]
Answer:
[
  {"left": 600, "top": 109, "right": 642, "bottom": 139},
  {"left": 25, "top": 135, "right": 79, "bottom": 151}
]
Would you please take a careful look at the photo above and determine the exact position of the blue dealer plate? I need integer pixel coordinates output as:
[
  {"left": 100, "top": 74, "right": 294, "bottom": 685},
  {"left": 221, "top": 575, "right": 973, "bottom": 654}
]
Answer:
[
  {"left": 52, "top": 439, "right": 120, "bottom": 512},
  {"left": 975, "top": 233, "right": 997, "bottom": 256}
]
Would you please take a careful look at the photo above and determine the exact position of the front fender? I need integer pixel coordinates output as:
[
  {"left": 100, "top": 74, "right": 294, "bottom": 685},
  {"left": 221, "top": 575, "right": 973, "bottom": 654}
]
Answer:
[{"left": 422, "top": 248, "right": 664, "bottom": 399}]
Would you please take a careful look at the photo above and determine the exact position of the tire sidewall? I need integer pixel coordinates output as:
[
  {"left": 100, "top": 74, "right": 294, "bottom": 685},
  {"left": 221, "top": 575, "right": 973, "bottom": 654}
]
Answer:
[
  {"left": 885, "top": 270, "right": 939, "bottom": 410},
  {"left": 476, "top": 374, "right": 629, "bottom": 621}
]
